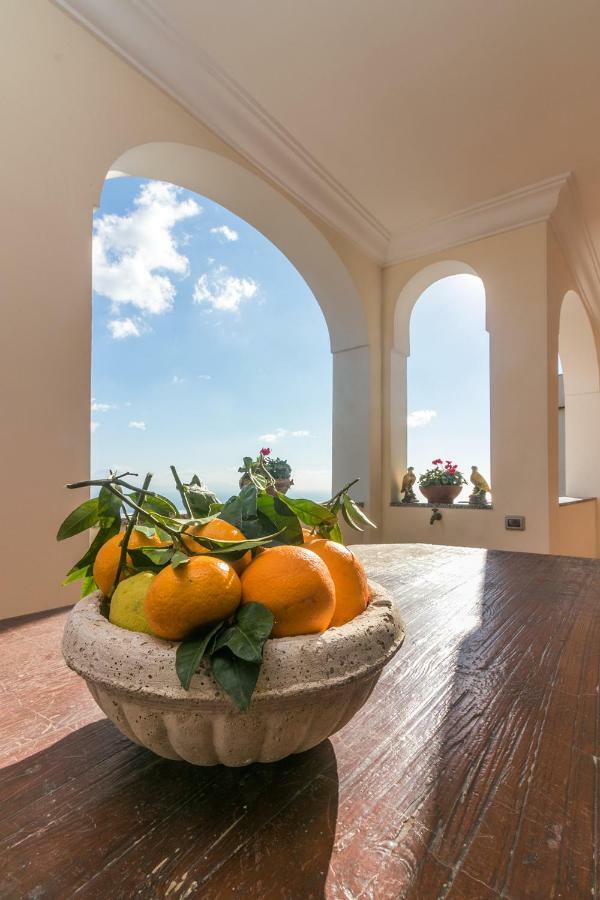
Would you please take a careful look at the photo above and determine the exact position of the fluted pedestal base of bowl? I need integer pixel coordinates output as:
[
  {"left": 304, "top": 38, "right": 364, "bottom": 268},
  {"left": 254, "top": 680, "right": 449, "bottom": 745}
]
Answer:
[{"left": 62, "top": 582, "right": 405, "bottom": 767}]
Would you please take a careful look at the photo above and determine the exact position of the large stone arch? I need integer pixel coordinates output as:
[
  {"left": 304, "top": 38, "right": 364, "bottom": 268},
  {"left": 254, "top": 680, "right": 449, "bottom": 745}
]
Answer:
[
  {"left": 389, "top": 260, "right": 483, "bottom": 500},
  {"left": 105, "top": 142, "right": 372, "bottom": 500}
]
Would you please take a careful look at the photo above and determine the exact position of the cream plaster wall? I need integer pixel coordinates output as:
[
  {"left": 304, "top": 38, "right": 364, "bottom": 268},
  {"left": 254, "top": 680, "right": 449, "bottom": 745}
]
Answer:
[
  {"left": 0, "top": 0, "right": 380, "bottom": 618},
  {"left": 547, "top": 232, "right": 600, "bottom": 557},
  {"left": 557, "top": 501, "right": 598, "bottom": 559},
  {"left": 382, "top": 224, "right": 554, "bottom": 553}
]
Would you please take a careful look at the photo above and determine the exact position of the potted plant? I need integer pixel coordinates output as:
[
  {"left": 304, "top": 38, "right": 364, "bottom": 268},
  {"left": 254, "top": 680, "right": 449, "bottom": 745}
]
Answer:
[
  {"left": 418, "top": 458, "right": 467, "bottom": 504},
  {"left": 238, "top": 448, "right": 294, "bottom": 494},
  {"left": 265, "top": 454, "right": 293, "bottom": 494}
]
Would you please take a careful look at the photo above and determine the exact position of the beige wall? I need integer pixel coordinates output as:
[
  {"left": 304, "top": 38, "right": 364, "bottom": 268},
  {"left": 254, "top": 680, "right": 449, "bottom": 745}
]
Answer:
[
  {"left": 557, "top": 500, "right": 598, "bottom": 558},
  {"left": 382, "top": 224, "right": 554, "bottom": 553},
  {"left": 0, "top": 0, "right": 380, "bottom": 618}
]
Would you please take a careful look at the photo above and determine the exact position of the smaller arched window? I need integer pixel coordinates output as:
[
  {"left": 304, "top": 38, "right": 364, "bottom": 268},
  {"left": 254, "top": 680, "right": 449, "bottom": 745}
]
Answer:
[
  {"left": 558, "top": 290, "right": 600, "bottom": 499},
  {"left": 391, "top": 264, "right": 490, "bottom": 503}
]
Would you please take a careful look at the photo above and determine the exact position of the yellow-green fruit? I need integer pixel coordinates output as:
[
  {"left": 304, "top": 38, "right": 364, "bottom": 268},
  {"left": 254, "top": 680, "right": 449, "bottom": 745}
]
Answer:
[{"left": 109, "top": 572, "right": 156, "bottom": 635}]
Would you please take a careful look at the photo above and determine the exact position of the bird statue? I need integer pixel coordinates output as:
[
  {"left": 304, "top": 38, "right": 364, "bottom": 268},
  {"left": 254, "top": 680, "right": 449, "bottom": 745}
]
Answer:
[
  {"left": 470, "top": 466, "right": 491, "bottom": 505},
  {"left": 400, "top": 466, "right": 417, "bottom": 504}
]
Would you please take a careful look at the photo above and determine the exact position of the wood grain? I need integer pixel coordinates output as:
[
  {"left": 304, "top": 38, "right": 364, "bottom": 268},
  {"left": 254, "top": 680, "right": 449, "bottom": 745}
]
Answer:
[{"left": 0, "top": 544, "right": 598, "bottom": 898}]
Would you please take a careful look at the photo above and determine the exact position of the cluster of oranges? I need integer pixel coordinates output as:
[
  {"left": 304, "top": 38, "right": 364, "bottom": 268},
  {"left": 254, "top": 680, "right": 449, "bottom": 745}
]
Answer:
[{"left": 93, "top": 518, "right": 370, "bottom": 641}]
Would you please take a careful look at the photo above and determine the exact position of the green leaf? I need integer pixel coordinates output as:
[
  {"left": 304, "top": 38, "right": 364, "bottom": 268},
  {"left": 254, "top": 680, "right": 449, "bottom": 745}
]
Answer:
[
  {"left": 257, "top": 494, "right": 303, "bottom": 545},
  {"left": 133, "top": 523, "right": 156, "bottom": 539},
  {"left": 324, "top": 522, "right": 344, "bottom": 544},
  {"left": 128, "top": 546, "right": 173, "bottom": 567},
  {"left": 62, "top": 564, "right": 91, "bottom": 586},
  {"left": 186, "top": 532, "right": 281, "bottom": 559},
  {"left": 170, "top": 550, "right": 189, "bottom": 569},
  {"left": 66, "top": 520, "right": 121, "bottom": 574},
  {"left": 80, "top": 572, "right": 98, "bottom": 598},
  {"left": 184, "top": 483, "right": 221, "bottom": 518},
  {"left": 277, "top": 495, "right": 337, "bottom": 528},
  {"left": 239, "top": 483, "right": 258, "bottom": 519},
  {"left": 176, "top": 622, "right": 224, "bottom": 691},
  {"left": 212, "top": 602, "right": 274, "bottom": 663},
  {"left": 129, "top": 490, "right": 179, "bottom": 518},
  {"left": 218, "top": 495, "right": 243, "bottom": 530},
  {"left": 346, "top": 498, "right": 377, "bottom": 530},
  {"left": 341, "top": 495, "right": 364, "bottom": 532},
  {"left": 211, "top": 650, "right": 261, "bottom": 711},
  {"left": 57, "top": 498, "right": 100, "bottom": 541},
  {"left": 98, "top": 486, "right": 122, "bottom": 522}
]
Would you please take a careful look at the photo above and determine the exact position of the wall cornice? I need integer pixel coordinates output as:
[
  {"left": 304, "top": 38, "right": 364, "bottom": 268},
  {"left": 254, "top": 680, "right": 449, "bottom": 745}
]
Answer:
[
  {"left": 53, "top": 0, "right": 391, "bottom": 261},
  {"left": 385, "top": 173, "right": 570, "bottom": 265}
]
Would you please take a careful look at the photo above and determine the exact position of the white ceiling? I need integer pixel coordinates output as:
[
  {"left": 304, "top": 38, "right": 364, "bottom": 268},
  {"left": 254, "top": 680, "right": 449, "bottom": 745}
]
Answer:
[{"left": 57, "top": 0, "right": 600, "bottom": 276}]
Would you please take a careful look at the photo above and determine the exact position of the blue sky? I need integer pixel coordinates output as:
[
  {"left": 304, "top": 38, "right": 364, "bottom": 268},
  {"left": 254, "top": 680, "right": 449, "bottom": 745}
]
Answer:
[
  {"left": 92, "top": 177, "right": 332, "bottom": 502},
  {"left": 92, "top": 178, "right": 490, "bottom": 505},
  {"left": 407, "top": 274, "right": 491, "bottom": 499}
]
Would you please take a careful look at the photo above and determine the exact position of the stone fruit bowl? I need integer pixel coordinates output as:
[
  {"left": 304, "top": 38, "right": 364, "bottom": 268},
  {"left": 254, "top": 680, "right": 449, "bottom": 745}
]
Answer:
[{"left": 62, "top": 581, "right": 405, "bottom": 767}]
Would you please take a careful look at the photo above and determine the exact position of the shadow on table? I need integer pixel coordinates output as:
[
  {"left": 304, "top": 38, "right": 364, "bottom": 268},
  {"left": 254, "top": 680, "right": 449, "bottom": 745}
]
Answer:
[{"left": 1, "top": 719, "right": 338, "bottom": 898}]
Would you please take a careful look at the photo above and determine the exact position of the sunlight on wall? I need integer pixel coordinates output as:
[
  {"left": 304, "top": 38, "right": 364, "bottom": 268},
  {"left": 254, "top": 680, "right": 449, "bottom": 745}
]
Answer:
[{"left": 407, "top": 275, "right": 490, "bottom": 501}]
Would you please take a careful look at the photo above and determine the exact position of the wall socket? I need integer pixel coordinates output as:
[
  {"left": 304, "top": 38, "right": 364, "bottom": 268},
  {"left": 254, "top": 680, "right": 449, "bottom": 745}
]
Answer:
[{"left": 505, "top": 515, "right": 526, "bottom": 531}]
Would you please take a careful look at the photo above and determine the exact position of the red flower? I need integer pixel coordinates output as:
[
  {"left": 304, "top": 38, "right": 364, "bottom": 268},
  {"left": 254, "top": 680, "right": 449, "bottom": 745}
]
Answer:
[
  {"left": 260, "top": 447, "right": 271, "bottom": 456},
  {"left": 432, "top": 458, "right": 443, "bottom": 465}
]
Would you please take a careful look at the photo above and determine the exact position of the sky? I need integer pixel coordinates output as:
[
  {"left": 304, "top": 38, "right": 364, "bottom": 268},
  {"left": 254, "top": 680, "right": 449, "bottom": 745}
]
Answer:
[
  {"left": 407, "top": 274, "right": 491, "bottom": 500},
  {"left": 91, "top": 177, "right": 490, "bottom": 506},
  {"left": 91, "top": 177, "right": 332, "bottom": 502}
]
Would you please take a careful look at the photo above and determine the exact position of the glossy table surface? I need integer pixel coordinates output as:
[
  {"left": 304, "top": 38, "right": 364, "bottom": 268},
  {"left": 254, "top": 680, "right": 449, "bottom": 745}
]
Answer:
[{"left": 1, "top": 544, "right": 598, "bottom": 899}]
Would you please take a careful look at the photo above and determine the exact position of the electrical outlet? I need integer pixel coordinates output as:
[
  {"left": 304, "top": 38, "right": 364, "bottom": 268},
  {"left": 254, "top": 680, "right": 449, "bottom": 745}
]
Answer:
[{"left": 505, "top": 515, "right": 526, "bottom": 531}]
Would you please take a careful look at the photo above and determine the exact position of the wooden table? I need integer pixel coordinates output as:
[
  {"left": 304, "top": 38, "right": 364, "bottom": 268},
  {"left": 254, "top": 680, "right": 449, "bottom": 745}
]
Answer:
[{"left": 1, "top": 544, "right": 598, "bottom": 899}]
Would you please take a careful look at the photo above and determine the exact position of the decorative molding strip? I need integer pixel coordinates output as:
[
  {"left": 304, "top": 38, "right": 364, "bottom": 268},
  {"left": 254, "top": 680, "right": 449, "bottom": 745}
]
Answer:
[
  {"left": 53, "top": 0, "right": 391, "bottom": 260},
  {"left": 386, "top": 173, "right": 570, "bottom": 265},
  {"left": 551, "top": 175, "right": 600, "bottom": 322}
]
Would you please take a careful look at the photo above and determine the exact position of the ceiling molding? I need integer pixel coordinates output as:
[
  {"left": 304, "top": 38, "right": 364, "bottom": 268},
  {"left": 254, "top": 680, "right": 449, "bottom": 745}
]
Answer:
[
  {"left": 53, "top": 0, "right": 391, "bottom": 260},
  {"left": 386, "top": 173, "right": 571, "bottom": 265},
  {"left": 551, "top": 176, "right": 600, "bottom": 323}
]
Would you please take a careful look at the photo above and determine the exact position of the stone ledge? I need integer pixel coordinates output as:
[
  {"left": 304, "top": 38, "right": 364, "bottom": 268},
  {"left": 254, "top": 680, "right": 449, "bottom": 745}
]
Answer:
[{"left": 390, "top": 502, "right": 494, "bottom": 510}]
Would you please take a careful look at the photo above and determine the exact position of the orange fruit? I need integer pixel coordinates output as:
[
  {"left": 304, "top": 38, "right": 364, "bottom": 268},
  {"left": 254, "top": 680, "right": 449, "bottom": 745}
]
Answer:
[
  {"left": 93, "top": 529, "right": 168, "bottom": 596},
  {"left": 303, "top": 539, "right": 369, "bottom": 627},
  {"left": 181, "top": 518, "right": 251, "bottom": 575},
  {"left": 302, "top": 527, "right": 319, "bottom": 545},
  {"left": 240, "top": 545, "right": 335, "bottom": 638},
  {"left": 144, "top": 555, "right": 241, "bottom": 640}
]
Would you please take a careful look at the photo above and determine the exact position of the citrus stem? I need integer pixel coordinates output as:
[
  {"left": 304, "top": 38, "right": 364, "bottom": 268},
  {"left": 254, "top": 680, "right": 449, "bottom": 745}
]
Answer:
[
  {"left": 109, "top": 472, "right": 153, "bottom": 600},
  {"left": 170, "top": 465, "right": 193, "bottom": 518},
  {"left": 327, "top": 478, "right": 360, "bottom": 506}
]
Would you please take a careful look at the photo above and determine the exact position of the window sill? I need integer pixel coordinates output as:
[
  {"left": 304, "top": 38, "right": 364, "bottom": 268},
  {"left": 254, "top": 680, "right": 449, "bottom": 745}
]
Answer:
[{"left": 390, "top": 501, "right": 493, "bottom": 510}]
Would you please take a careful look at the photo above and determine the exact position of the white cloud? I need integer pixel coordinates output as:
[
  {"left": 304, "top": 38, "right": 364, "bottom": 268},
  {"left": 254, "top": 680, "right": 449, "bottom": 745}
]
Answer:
[
  {"left": 93, "top": 181, "right": 201, "bottom": 318},
  {"left": 193, "top": 265, "right": 258, "bottom": 312},
  {"left": 108, "top": 317, "right": 141, "bottom": 340},
  {"left": 407, "top": 409, "right": 437, "bottom": 428},
  {"left": 91, "top": 399, "right": 116, "bottom": 413},
  {"left": 129, "top": 420, "right": 146, "bottom": 431},
  {"left": 91, "top": 421, "right": 99, "bottom": 433},
  {"left": 259, "top": 428, "right": 311, "bottom": 442},
  {"left": 197, "top": 375, "right": 212, "bottom": 381},
  {"left": 171, "top": 375, "right": 185, "bottom": 385},
  {"left": 210, "top": 225, "right": 239, "bottom": 242}
]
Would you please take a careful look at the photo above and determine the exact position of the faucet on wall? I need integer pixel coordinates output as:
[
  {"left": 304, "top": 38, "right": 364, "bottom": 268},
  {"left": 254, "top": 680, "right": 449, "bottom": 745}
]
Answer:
[{"left": 430, "top": 508, "right": 442, "bottom": 525}]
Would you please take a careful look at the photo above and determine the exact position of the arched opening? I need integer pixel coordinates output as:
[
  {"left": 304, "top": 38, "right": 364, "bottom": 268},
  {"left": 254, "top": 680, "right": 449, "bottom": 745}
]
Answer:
[
  {"left": 391, "top": 262, "right": 489, "bottom": 503},
  {"left": 92, "top": 144, "right": 370, "bottom": 503},
  {"left": 558, "top": 290, "right": 600, "bottom": 499}
]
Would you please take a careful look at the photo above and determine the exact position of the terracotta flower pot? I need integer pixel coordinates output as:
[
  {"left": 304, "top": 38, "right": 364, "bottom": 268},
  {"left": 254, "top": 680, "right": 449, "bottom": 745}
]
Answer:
[
  {"left": 274, "top": 477, "right": 293, "bottom": 494},
  {"left": 420, "top": 484, "right": 462, "bottom": 504},
  {"left": 62, "top": 584, "right": 405, "bottom": 767}
]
